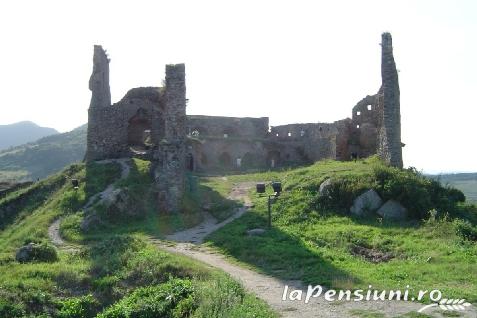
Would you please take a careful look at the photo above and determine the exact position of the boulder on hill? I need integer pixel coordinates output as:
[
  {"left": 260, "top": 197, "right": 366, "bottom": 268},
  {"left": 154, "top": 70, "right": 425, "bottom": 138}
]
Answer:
[
  {"left": 350, "top": 189, "right": 383, "bottom": 216},
  {"left": 377, "top": 199, "right": 407, "bottom": 220},
  {"left": 318, "top": 178, "right": 333, "bottom": 198}
]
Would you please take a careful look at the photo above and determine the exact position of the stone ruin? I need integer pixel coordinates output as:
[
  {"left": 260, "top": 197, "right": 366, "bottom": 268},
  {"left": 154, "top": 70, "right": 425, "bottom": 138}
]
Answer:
[{"left": 86, "top": 33, "right": 403, "bottom": 212}]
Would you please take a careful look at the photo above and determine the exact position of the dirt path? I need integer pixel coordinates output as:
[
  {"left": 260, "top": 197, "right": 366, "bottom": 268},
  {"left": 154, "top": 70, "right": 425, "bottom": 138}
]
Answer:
[
  {"left": 47, "top": 159, "right": 130, "bottom": 249},
  {"left": 154, "top": 182, "right": 476, "bottom": 318},
  {"left": 166, "top": 181, "right": 255, "bottom": 244}
]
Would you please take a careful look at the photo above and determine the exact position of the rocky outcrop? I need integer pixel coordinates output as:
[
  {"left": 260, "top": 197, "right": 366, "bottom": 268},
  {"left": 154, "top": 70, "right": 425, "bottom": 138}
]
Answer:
[
  {"left": 350, "top": 189, "right": 383, "bottom": 216},
  {"left": 80, "top": 187, "right": 141, "bottom": 232},
  {"left": 247, "top": 228, "right": 266, "bottom": 236},
  {"left": 377, "top": 199, "right": 407, "bottom": 220},
  {"left": 318, "top": 178, "right": 333, "bottom": 198}
]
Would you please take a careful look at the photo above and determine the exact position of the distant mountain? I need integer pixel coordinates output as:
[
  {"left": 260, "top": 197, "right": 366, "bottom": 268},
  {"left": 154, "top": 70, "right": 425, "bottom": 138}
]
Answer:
[
  {"left": 0, "top": 121, "right": 59, "bottom": 150},
  {"left": 430, "top": 173, "right": 477, "bottom": 203},
  {"left": 0, "top": 124, "right": 87, "bottom": 181}
]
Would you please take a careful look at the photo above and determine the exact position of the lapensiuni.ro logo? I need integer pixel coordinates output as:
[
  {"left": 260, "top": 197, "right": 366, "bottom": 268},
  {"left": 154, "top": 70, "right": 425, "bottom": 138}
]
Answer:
[{"left": 282, "top": 285, "right": 473, "bottom": 313}]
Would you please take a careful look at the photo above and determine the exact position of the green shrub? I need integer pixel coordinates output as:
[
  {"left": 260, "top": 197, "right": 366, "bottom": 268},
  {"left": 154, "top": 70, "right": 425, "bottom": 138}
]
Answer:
[
  {"left": 454, "top": 219, "right": 477, "bottom": 241},
  {"left": 16, "top": 242, "right": 58, "bottom": 263},
  {"left": 316, "top": 163, "right": 467, "bottom": 220},
  {"left": 98, "top": 278, "right": 196, "bottom": 318},
  {"left": 193, "top": 277, "right": 245, "bottom": 317},
  {"left": 316, "top": 177, "right": 371, "bottom": 213},
  {"left": 0, "top": 297, "right": 25, "bottom": 317},
  {"left": 59, "top": 294, "right": 100, "bottom": 318},
  {"left": 90, "top": 235, "right": 146, "bottom": 277}
]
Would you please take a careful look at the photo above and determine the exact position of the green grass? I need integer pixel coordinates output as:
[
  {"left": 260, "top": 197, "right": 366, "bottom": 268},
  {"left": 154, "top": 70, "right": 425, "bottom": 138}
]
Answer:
[
  {"left": 196, "top": 176, "right": 239, "bottom": 221},
  {"left": 0, "top": 169, "right": 28, "bottom": 182},
  {"left": 203, "top": 157, "right": 477, "bottom": 303},
  {"left": 350, "top": 309, "right": 385, "bottom": 318},
  {"left": 0, "top": 159, "right": 275, "bottom": 317}
]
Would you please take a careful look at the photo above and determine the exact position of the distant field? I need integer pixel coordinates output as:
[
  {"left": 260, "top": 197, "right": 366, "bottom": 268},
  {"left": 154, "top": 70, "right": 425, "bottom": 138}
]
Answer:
[
  {"left": 447, "top": 180, "right": 477, "bottom": 202},
  {"left": 0, "top": 170, "right": 28, "bottom": 182},
  {"left": 431, "top": 173, "right": 477, "bottom": 203}
]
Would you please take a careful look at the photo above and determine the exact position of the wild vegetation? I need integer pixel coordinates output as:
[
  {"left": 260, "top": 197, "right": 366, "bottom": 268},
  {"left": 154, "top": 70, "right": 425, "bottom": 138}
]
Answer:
[
  {"left": 0, "top": 160, "right": 274, "bottom": 317},
  {"left": 204, "top": 157, "right": 477, "bottom": 302}
]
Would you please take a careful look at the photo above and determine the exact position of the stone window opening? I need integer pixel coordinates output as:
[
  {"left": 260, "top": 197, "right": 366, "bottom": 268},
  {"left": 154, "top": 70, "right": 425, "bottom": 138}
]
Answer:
[
  {"left": 287, "top": 132, "right": 292, "bottom": 137},
  {"left": 319, "top": 127, "right": 323, "bottom": 131},
  {"left": 223, "top": 128, "right": 236, "bottom": 138},
  {"left": 367, "top": 105, "right": 372, "bottom": 110},
  {"left": 356, "top": 124, "right": 360, "bottom": 129},
  {"left": 300, "top": 130, "right": 305, "bottom": 137},
  {"left": 357, "top": 111, "right": 361, "bottom": 116},
  {"left": 276, "top": 133, "right": 279, "bottom": 137}
]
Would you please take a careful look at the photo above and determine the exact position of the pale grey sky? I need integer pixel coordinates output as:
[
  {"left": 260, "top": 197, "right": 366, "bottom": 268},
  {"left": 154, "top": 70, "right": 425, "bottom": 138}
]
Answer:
[{"left": 0, "top": 0, "right": 476, "bottom": 173}]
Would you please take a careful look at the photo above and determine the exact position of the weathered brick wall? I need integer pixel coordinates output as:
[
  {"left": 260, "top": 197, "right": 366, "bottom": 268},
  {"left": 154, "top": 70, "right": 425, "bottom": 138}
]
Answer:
[
  {"left": 187, "top": 115, "right": 269, "bottom": 138},
  {"left": 86, "top": 87, "right": 163, "bottom": 161},
  {"left": 349, "top": 94, "right": 380, "bottom": 158}
]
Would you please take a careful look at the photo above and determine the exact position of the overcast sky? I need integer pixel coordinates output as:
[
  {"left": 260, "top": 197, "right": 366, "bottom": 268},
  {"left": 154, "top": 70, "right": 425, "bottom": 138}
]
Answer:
[{"left": 0, "top": 0, "right": 476, "bottom": 173}]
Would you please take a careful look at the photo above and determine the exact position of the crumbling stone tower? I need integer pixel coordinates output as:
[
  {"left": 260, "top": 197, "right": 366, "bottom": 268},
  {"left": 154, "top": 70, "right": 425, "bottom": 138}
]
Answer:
[
  {"left": 153, "top": 64, "right": 187, "bottom": 213},
  {"left": 377, "top": 32, "right": 403, "bottom": 168},
  {"left": 86, "top": 45, "right": 187, "bottom": 213}
]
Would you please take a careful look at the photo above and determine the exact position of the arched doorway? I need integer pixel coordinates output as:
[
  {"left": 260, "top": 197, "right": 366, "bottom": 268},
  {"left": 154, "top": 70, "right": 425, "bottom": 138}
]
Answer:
[
  {"left": 266, "top": 151, "right": 281, "bottom": 168},
  {"left": 242, "top": 152, "right": 257, "bottom": 169},
  {"left": 218, "top": 152, "right": 232, "bottom": 169},
  {"left": 186, "top": 153, "right": 194, "bottom": 171},
  {"left": 128, "top": 109, "right": 152, "bottom": 148}
]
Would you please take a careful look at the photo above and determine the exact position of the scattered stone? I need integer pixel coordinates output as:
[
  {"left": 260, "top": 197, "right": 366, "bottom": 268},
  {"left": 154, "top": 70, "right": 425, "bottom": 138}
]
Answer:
[
  {"left": 80, "top": 213, "right": 104, "bottom": 232},
  {"left": 103, "top": 188, "right": 139, "bottom": 218},
  {"left": 377, "top": 199, "right": 407, "bottom": 220},
  {"left": 15, "top": 242, "right": 58, "bottom": 263},
  {"left": 247, "top": 228, "right": 266, "bottom": 236},
  {"left": 318, "top": 178, "right": 333, "bottom": 197},
  {"left": 350, "top": 189, "right": 383, "bottom": 216},
  {"left": 350, "top": 245, "right": 393, "bottom": 263}
]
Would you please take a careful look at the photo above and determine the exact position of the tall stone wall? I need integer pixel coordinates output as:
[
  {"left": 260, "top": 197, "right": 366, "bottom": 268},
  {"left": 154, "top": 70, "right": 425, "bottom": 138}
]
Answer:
[
  {"left": 86, "top": 45, "right": 111, "bottom": 161},
  {"left": 89, "top": 45, "right": 111, "bottom": 108},
  {"left": 349, "top": 94, "right": 380, "bottom": 158},
  {"left": 187, "top": 116, "right": 269, "bottom": 138},
  {"left": 377, "top": 33, "right": 403, "bottom": 168},
  {"left": 153, "top": 64, "right": 187, "bottom": 213}
]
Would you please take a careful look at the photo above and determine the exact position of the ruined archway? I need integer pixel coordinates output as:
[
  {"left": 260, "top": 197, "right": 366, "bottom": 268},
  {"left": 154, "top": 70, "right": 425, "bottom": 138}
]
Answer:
[
  {"left": 127, "top": 109, "right": 152, "bottom": 148},
  {"left": 242, "top": 152, "right": 259, "bottom": 169},
  {"left": 266, "top": 150, "right": 281, "bottom": 168},
  {"left": 218, "top": 152, "right": 232, "bottom": 169},
  {"left": 186, "top": 153, "right": 194, "bottom": 171}
]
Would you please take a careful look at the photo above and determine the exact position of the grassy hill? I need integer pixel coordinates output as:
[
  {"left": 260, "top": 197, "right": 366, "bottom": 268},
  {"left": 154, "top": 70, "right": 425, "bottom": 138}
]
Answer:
[
  {"left": 0, "top": 121, "right": 58, "bottom": 150},
  {"left": 0, "top": 124, "right": 87, "bottom": 181},
  {"left": 0, "top": 159, "right": 273, "bottom": 318},
  {"left": 203, "top": 157, "right": 477, "bottom": 302}
]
